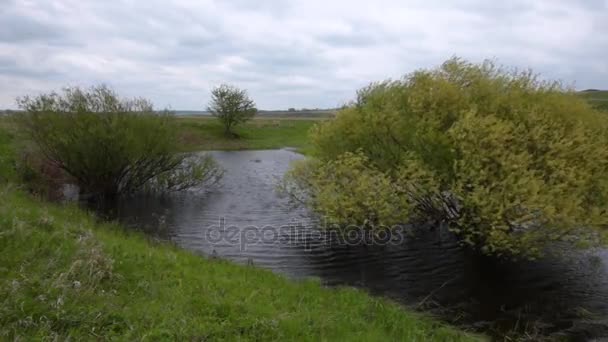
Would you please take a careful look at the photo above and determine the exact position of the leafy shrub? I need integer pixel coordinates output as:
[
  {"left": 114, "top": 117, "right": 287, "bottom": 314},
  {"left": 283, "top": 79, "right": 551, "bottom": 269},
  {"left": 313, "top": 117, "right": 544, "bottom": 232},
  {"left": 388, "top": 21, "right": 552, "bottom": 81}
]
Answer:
[
  {"left": 287, "top": 58, "right": 608, "bottom": 258},
  {"left": 0, "top": 127, "right": 16, "bottom": 183},
  {"left": 287, "top": 152, "right": 409, "bottom": 227},
  {"left": 15, "top": 85, "right": 223, "bottom": 198},
  {"left": 0, "top": 125, "right": 61, "bottom": 197}
]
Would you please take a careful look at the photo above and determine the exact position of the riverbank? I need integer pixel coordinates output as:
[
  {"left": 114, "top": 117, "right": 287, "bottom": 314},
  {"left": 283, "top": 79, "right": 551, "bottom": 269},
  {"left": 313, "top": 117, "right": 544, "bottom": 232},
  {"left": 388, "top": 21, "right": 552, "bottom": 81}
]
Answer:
[
  {"left": 0, "top": 125, "right": 483, "bottom": 340},
  {"left": 0, "top": 185, "right": 480, "bottom": 341},
  {"left": 177, "top": 116, "right": 321, "bottom": 154}
]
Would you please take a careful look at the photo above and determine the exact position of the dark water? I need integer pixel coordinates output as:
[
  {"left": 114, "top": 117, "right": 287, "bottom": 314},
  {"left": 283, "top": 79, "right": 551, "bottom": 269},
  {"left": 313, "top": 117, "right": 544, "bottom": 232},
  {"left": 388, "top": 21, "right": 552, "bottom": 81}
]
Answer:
[{"left": 92, "top": 150, "right": 608, "bottom": 340}]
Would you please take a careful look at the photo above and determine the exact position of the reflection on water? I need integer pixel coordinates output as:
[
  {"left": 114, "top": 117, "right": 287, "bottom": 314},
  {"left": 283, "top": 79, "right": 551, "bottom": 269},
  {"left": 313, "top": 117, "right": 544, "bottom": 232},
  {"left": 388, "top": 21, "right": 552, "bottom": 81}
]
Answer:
[{"left": 93, "top": 149, "right": 608, "bottom": 340}]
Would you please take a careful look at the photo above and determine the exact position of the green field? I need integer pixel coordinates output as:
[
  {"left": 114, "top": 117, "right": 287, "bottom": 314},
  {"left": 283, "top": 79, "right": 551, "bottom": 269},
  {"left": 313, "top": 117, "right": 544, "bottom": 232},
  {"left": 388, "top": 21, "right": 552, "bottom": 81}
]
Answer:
[
  {"left": 579, "top": 90, "right": 608, "bottom": 111},
  {"left": 177, "top": 116, "right": 322, "bottom": 154},
  {"left": 175, "top": 109, "right": 336, "bottom": 118},
  {"left": 0, "top": 185, "right": 480, "bottom": 341},
  {"left": 175, "top": 90, "right": 608, "bottom": 154},
  {"left": 0, "top": 114, "right": 323, "bottom": 155}
]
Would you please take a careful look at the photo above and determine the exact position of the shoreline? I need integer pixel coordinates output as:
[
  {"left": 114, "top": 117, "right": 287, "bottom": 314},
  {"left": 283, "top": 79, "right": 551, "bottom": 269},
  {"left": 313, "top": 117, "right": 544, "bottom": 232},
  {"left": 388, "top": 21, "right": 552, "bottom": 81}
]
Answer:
[{"left": 0, "top": 185, "right": 481, "bottom": 341}]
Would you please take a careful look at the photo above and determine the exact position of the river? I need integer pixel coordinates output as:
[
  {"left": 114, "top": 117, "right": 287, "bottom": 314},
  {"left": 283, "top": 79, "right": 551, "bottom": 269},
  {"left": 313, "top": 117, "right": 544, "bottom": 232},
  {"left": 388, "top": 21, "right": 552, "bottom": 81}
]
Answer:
[{"left": 90, "top": 149, "right": 608, "bottom": 340}]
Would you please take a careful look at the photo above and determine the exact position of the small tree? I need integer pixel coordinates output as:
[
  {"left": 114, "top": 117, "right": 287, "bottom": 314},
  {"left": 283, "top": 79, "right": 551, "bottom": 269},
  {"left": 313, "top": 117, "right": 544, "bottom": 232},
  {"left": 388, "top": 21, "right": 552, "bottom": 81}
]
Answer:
[{"left": 208, "top": 84, "right": 257, "bottom": 137}]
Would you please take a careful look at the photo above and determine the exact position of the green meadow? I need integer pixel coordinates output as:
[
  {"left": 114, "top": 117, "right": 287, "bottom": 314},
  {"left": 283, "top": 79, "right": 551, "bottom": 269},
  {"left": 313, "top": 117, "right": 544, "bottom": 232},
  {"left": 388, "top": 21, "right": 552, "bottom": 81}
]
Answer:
[{"left": 177, "top": 116, "right": 322, "bottom": 154}]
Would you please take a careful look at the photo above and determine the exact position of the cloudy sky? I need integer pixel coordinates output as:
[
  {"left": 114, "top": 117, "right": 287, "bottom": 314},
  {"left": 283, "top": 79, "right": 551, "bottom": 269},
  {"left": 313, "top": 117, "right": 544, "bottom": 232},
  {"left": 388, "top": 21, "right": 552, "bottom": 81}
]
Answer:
[{"left": 1, "top": 0, "right": 607, "bottom": 110}]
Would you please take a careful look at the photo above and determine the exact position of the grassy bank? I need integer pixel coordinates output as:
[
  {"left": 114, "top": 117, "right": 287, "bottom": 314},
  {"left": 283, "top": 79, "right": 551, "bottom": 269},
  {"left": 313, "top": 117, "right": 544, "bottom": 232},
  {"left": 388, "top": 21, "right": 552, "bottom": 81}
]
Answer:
[
  {"left": 0, "top": 186, "right": 480, "bottom": 341},
  {"left": 177, "top": 116, "right": 321, "bottom": 154}
]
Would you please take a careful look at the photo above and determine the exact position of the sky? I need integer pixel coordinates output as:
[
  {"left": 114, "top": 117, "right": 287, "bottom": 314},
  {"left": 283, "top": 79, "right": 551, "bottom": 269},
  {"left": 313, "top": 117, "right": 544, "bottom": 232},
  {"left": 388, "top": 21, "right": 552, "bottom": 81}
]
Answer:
[{"left": 1, "top": 0, "right": 607, "bottom": 110}]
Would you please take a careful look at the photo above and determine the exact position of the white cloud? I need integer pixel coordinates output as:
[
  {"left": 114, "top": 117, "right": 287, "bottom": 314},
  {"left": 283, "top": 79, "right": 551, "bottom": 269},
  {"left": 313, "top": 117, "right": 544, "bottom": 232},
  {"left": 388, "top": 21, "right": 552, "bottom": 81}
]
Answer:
[{"left": 0, "top": 0, "right": 606, "bottom": 109}]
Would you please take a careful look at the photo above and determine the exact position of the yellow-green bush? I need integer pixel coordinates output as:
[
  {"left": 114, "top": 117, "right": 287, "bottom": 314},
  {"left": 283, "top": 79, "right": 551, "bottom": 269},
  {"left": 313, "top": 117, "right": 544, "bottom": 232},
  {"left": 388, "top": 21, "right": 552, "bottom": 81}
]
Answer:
[
  {"left": 288, "top": 152, "right": 409, "bottom": 227},
  {"left": 288, "top": 58, "right": 608, "bottom": 258}
]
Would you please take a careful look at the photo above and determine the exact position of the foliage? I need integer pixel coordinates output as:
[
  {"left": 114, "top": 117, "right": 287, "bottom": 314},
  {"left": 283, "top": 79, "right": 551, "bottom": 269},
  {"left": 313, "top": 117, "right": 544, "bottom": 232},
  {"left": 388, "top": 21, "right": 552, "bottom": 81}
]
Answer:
[
  {"left": 15, "top": 85, "right": 222, "bottom": 198},
  {"left": 0, "top": 186, "right": 479, "bottom": 341},
  {"left": 208, "top": 84, "right": 257, "bottom": 136},
  {"left": 0, "top": 127, "right": 16, "bottom": 183},
  {"left": 286, "top": 153, "right": 409, "bottom": 227},
  {"left": 287, "top": 58, "right": 608, "bottom": 259}
]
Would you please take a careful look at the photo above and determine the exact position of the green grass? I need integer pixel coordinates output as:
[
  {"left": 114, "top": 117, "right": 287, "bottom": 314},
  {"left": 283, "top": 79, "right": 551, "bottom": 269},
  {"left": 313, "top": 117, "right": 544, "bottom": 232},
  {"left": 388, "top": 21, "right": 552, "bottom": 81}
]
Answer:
[
  {"left": 177, "top": 117, "right": 321, "bottom": 154},
  {"left": 0, "top": 185, "right": 481, "bottom": 341},
  {"left": 0, "top": 114, "right": 322, "bottom": 155},
  {"left": 579, "top": 90, "right": 608, "bottom": 111}
]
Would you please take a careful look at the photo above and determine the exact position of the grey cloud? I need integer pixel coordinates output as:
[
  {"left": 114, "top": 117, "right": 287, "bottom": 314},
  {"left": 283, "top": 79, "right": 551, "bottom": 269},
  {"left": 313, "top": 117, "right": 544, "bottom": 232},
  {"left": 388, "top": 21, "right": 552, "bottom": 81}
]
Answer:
[
  {"left": 0, "top": 56, "right": 61, "bottom": 79},
  {"left": 0, "top": 13, "right": 62, "bottom": 43},
  {"left": 320, "top": 29, "right": 383, "bottom": 47},
  {"left": 223, "top": 0, "right": 293, "bottom": 14},
  {"left": 0, "top": 0, "right": 606, "bottom": 110}
]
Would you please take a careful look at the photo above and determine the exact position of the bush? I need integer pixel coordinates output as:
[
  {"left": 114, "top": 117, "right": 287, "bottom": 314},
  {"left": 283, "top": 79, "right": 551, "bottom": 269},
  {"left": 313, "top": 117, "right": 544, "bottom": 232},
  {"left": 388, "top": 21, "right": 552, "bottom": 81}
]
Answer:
[
  {"left": 15, "top": 85, "right": 223, "bottom": 198},
  {"left": 287, "top": 58, "right": 608, "bottom": 259},
  {"left": 286, "top": 152, "right": 409, "bottom": 228},
  {"left": 0, "top": 128, "right": 16, "bottom": 183}
]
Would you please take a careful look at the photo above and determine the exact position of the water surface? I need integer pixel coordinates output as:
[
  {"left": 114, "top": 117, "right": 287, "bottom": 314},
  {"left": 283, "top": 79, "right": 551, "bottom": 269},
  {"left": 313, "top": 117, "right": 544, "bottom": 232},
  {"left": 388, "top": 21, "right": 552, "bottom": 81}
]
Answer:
[{"left": 94, "top": 149, "right": 608, "bottom": 340}]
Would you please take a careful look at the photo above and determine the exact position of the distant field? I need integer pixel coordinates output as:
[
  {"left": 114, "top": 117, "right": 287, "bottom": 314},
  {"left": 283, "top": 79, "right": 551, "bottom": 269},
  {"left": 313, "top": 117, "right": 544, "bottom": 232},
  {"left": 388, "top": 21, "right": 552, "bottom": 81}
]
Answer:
[
  {"left": 177, "top": 116, "right": 324, "bottom": 153},
  {"left": 578, "top": 90, "right": 608, "bottom": 111},
  {"left": 175, "top": 109, "right": 336, "bottom": 119},
  {"left": 0, "top": 114, "right": 323, "bottom": 154}
]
